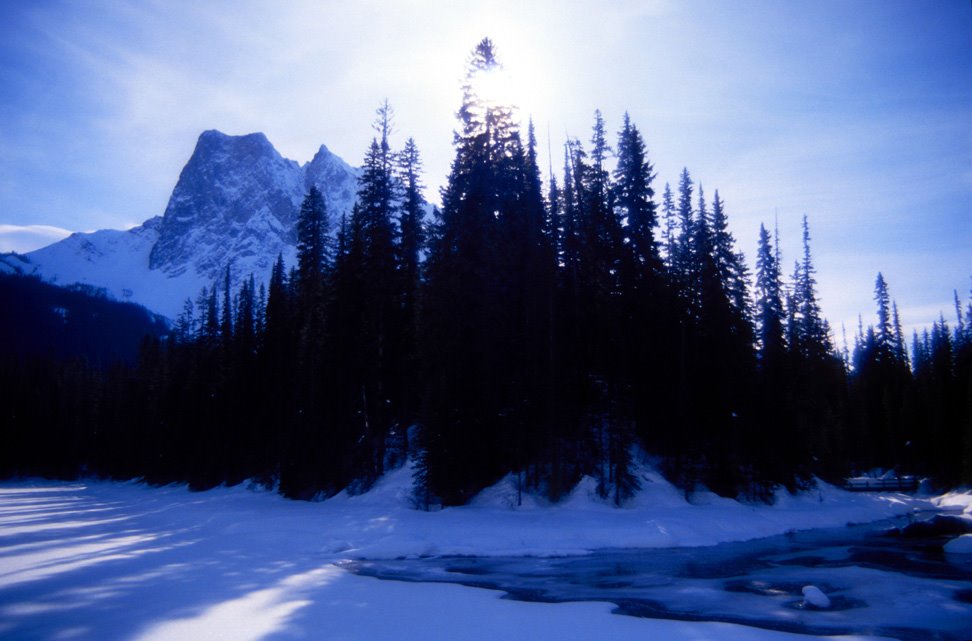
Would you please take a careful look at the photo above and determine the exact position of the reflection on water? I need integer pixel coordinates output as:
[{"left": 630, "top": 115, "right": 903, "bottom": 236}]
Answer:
[{"left": 350, "top": 515, "right": 972, "bottom": 641}]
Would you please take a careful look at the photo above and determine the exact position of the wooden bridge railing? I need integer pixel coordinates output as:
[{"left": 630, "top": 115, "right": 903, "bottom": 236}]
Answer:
[{"left": 843, "top": 476, "right": 919, "bottom": 492}]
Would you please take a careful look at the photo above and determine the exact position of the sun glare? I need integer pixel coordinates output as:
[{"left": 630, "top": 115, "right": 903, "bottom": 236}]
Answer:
[
  {"left": 437, "top": 19, "right": 557, "bottom": 129},
  {"left": 471, "top": 65, "right": 517, "bottom": 110}
]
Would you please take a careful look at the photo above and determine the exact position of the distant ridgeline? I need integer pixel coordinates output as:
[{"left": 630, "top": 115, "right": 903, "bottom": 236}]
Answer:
[
  {"left": 2, "top": 39, "right": 970, "bottom": 500},
  {"left": 0, "top": 272, "right": 168, "bottom": 366}
]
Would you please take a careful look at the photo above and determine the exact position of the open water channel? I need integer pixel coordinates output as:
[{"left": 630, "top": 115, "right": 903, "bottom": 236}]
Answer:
[{"left": 350, "top": 513, "right": 972, "bottom": 640}]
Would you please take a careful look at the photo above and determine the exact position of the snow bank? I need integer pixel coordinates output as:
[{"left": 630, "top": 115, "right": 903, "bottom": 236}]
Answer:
[
  {"left": 0, "top": 462, "right": 931, "bottom": 562},
  {"left": 934, "top": 489, "right": 972, "bottom": 520},
  {"left": 0, "top": 476, "right": 921, "bottom": 641},
  {"left": 945, "top": 534, "right": 972, "bottom": 554},
  {"left": 321, "top": 462, "right": 927, "bottom": 558},
  {"left": 262, "top": 461, "right": 932, "bottom": 558}
]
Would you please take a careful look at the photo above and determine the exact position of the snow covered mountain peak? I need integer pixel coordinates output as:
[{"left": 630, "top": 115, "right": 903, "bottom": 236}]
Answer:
[
  {"left": 5, "top": 130, "right": 360, "bottom": 318},
  {"left": 149, "top": 129, "right": 305, "bottom": 278},
  {"left": 304, "top": 143, "right": 359, "bottom": 218}
]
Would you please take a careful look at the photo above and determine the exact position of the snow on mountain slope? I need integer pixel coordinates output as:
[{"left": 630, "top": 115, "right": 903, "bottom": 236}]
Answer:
[
  {"left": 3, "top": 217, "right": 211, "bottom": 318},
  {"left": 2, "top": 130, "right": 359, "bottom": 319}
]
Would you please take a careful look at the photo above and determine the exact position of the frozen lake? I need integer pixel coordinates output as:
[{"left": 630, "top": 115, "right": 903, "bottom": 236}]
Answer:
[
  {"left": 352, "top": 516, "right": 972, "bottom": 641},
  {"left": 2, "top": 477, "right": 970, "bottom": 640}
]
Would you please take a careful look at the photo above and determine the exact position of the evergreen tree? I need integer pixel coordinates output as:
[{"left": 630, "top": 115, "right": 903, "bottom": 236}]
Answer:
[
  {"left": 661, "top": 182, "right": 676, "bottom": 270},
  {"left": 398, "top": 137, "right": 425, "bottom": 306},
  {"left": 235, "top": 275, "right": 256, "bottom": 356},
  {"left": 709, "top": 191, "right": 752, "bottom": 339},
  {"left": 754, "top": 224, "right": 785, "bottom": 368},
  {"left": 281, "top": 186, "right": 331, "bottom": 498},
  {"left": 849, "top": 272, "right": 915, "bottom": 471},
  {"left": 671, "top": 168, "right": 696, "bottom": 309},
  {"left": 174, "top": 297, "right": 196, "bottom": 344},
  {"left": 780, "top": 217, "right": 846, "bottom": 483},
  {"left": 954, "top": 289, "right": 968, "bottom": 348},
  {"left": 334, "top": 101, "right": 410, "bottom": 488},
  {"left": 294, "top": 186, "right": 329, "bottom": 324},
  {"left": 221, "top": 265, "right": 233, "bottom": 347},
  {"left": 792, "top": 215, "right": 831, "bottom": 360},
  {"left": 892, "top": 301, "right": 908, "bottom": 368},
  {"left": 750, "top": 223, "right": 791, "bottom": 492},
  {"left": 586, "top": 110, "right": 613, "bottom": 239},
  {"left": 204, "top": 286, "right": 219, "bottom": 346},
  {"left": 396, "top": 136, "right": 426, "bottom": 429},
  {"left": 259, "top": 253, "right": 292, "bottom": 483},
  {"left": 874, "top": 272, "right": 894, "bottom": 362},
  {"left": 559, "top": 141, "right": 583, "bottom": 303},
  {"left": 687, "top": 185, "right": 752, "bottom": 495},
  {"left": 264, "top": 255, "right": 291, "bottom": 356},
  {"left": 420, "top": 38, "right": 526, "bottom": 504},
  {"left": 613, "top": 112, "right": 659, "bottom": 275}
]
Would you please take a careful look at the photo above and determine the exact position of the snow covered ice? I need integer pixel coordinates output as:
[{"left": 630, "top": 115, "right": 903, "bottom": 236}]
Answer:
[
  {"left": 945, "top": 534, "right": 972, "bottom": 554},
  {"left": 1, "top": 467, "right": 970, "bottom": 641},
  {"left": 802, "top": 585, "right": 832, "bottom": 609}
]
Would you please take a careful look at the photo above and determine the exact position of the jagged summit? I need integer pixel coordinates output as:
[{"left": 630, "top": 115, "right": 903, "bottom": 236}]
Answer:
[
  {"left": 304, "top": 143, "right": 358, "bottom": 214},
  {"left": 149, "top": 129, "right": 305, "bottom": 277},
  {"left": 197, "top": 129, "right": 273, "bottom": 148},
  {"left": 5, "top": 130, "right": 360, "bottom": 318}
]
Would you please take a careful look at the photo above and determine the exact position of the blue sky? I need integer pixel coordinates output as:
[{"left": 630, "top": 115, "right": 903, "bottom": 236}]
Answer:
[{"left": 0, "top": 0, "right": 969, "bottom": 339}]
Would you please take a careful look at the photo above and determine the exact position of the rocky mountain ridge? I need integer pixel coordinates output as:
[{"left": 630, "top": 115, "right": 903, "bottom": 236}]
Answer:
[{"left": 1, "top": 130, "right": 360, "bottom": 319}]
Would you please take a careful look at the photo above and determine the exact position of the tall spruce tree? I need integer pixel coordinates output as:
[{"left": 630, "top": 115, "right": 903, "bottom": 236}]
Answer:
[
  {"left": 396, "top": 136, "right": 426, "bottom": 430},
  {"left": 709, "top": 191, "right": 752, "bottom": 342},
  {"left": 751, "top": 223, "right": 796, "bottom": 491},
  {"left": 281, "top": 186, "right": 331, "bottom": 498},
  {"left": 785, "top": 216, "right": 847, "bottom": 482},
  {"left": 613, "top": 112, "right": 659, "bottom": 275},
  {"left": 671, "top": 168, "right": 696, "bottom": 312},
  {"left": 363, "top": 112, "right": 401, "bottom": 471},
  {"left": 661, "top": 182, "right": 677, "bottom": 270},
  {"left": 296, "top": 187, "right": 328, "bottom": 300},
  {"left": 420, "top": 38, "right": 528, "bottom": 505},
  {"left": 260, "top": 254, "right": 291, "bottom": 484},
  {"left": 204, "top": 286, "right": 219, "bottom": 346},
  {"left": 755, "top": 223, "right": 785, "bottom": 368},
  {"left": 792, "top": 215, "right": 831, "bottom": 360},
  {"left": 220, "top": 265, "right": 233, "bottom": 347},
  {"left": 874, "top": 272, "right": 894, "bottom": 362}
]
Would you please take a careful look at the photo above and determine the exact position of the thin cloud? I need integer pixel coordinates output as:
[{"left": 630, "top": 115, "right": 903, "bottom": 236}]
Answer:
[{"left": 0, "top": 225, "right": 73, "bottom": 254}]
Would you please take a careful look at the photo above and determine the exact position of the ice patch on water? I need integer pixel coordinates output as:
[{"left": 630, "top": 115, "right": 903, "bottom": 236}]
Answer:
[{"left": 801, "top": 585, "right": 831, "bottom": 608}]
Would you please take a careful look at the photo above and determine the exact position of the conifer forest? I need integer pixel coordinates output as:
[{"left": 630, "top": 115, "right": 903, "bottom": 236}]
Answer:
[{"left": 3, "top": 39, "right": 970, "bottom": 505}]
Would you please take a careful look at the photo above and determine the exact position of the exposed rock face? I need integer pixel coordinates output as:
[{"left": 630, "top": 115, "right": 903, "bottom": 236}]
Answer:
[
  {"left": 149, "top": 130, "right": 357, "bottom": 281},
  {"left": 5, "top": 130, "right": 360, "bottom": 318}
]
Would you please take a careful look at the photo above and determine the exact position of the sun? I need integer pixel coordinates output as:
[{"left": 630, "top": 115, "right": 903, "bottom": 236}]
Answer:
[
  {"left": 407, "top": 25, "right": 561, "bottom": 183},
  {"left": 470, "top": 63, "right": 517, "bottom": 112},
  {"left": 446, "top": 28, "right": 555, "bottom": 130}
]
